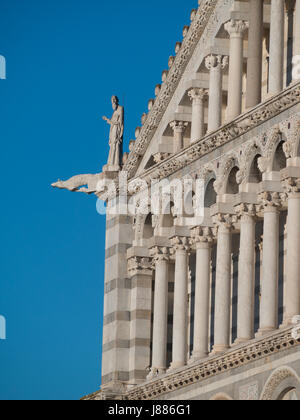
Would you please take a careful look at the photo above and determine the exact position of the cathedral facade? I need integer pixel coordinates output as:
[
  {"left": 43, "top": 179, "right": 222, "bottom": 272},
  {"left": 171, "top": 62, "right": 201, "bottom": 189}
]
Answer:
[{"left": 55, "top": 0, "right": 300, "bottom": 401}]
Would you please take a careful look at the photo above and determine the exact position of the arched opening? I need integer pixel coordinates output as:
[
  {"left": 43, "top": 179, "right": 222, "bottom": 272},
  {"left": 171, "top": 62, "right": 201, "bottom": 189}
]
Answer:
[
  {"left": 184, "top": 190, "right": 195, "bottom": 217},
  {"left": 143, "top": 213, "right": 154, "bottom": 241},
  {"left": 210, "top": 393, "right": 233, "bottom": 401},
  {"left": 226, "top": 166, "right": 239, "bottom": 195},
  {"left": 260, "top": 367, "right": 300, "bottom": 400},
  {"left": 248, "top": 155, "right": 262, "bottom": 183},
  {"left": 161, "top": 201, "right": 175, "bottom": 228},
  {"left": 272, "top": 142, "right": 286, "bottom": 171},
  {"left": 279, "top": 388, "right": 299, "bottom": 400},
  {"left": 204, "top": 178, "right": 217, "bottom": 208}
]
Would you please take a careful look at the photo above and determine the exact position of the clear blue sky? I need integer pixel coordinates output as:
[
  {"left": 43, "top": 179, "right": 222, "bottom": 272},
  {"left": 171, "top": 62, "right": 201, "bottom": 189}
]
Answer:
[{"left": 0, "top": 0, "right": 196, "bottom": 400}]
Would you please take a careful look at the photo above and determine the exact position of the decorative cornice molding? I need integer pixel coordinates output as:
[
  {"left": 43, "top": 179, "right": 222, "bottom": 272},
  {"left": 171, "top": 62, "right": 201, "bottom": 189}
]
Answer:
[
  {"left": 126, "top": 83, "right": 300, "bottom": 185},
  {"left": 125, "top": 327, "right": 299, "bottom": 400}
]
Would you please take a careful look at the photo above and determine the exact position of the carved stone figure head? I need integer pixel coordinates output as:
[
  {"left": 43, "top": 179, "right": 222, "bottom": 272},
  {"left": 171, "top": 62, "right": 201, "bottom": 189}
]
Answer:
[{"left": 111, "top": 95, "right": 119, "bottom": 111}]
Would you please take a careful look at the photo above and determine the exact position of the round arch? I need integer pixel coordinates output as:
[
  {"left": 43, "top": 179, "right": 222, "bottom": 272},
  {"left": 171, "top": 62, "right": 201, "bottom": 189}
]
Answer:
[
  {"left": 260, "top": 367, "right": 300, "bottom": 400},
  {"left": 210, "top": 393, "right": 233, "bottom": 401}
]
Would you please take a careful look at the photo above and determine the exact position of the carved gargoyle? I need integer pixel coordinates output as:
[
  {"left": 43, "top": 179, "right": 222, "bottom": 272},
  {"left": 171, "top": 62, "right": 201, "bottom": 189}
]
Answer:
[{"left": 51, "top": 173, "right": 101, "bottom": 194}]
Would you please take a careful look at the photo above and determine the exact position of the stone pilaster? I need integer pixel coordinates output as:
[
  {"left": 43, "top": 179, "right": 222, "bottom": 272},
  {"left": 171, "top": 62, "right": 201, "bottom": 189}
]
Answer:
[
  {"left": 188, "top": 88, "right": 208, "bottom": 143},
  {"left": 269, "top": 0, "right": 285, "bottom": 94},
  {"left": 190, "top": 226, "right": 214, "bottom": 361},
  {"left": 102, "top": 210, "right": 133, "bottom": 390},
  {"left": 257, "top": 191, "right": 282, "bottom": 336},
  {"left": 224, "top": 19, "right": 248, "bottom": 121},
  {"left": 211, "top": 214, "right": 236, "bottom": 354},
  {"left": 170, "top": 121, "right": 188, "bottom": 154},
  {"left": 205, "top": 54, "right": 228, "bottom": 132},
  {"left": 169, "top": 236, "right": 190, "bottom": 370},
  {"left": 127, "top": 249, "right": 153, "bottom": 385},
  {"left": 147, "top": 246, "right": 170, "bottom": 379}
]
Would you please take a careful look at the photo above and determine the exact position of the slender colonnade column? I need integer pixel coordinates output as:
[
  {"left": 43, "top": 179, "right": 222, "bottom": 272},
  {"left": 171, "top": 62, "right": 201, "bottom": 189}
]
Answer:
[
  {"left": 188, "top": 88, "right": 207, "bottom": 142},
  {"left": 282, "top": 178, "right": 300, "bottom": 325},
  {"left": 169, "top": 236, "right": 190, "bottom": 370},
  {"left": 246, "top": 0, "right": 263, "bottom": 108},
  {"left": 224, "top": 19, "right": 248, "bottom": 121},
  {"left": 190, "top": 227, "right": 214, "bottom": 361},
  {"left": 235, "top": 204, "right": 256, "bottom": 343},
  {"left": 205, "top": 54, "right": 228, "bottom": 132},
  {"left": 148, "top": 246, "right": 170, "bottom": 378},
  {"left": 257, "top": 192, "right": 281, "bottom": 335},
  {"left": 170, "top": 121, "right": 188, "bottom": 154},
  {"left": 269, "top": 0, "right": 285, "bottom": 94},
  {"left": 295, "top": 0, "right": 300, "bottom": 57},
  {"left": 212, "top": 214, "right": 234, "bottom": 354}
]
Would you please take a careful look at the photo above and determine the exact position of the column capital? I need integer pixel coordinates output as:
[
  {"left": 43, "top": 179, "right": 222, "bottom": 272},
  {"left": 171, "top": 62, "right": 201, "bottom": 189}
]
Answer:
[
  {"left": 282, "top": 177, "right": 300, "bottom": 197},
  {"left": 205, "top": 54, "right": 228, "bottom": 71},
  {"left": 128, "top": 256, "right": 153, "bottom": 276},
  {"left": 149, "top": 246, "right": 170, "bottom": 264},
  {"left": 224, "top": 19, "right": 249, "bottom": 37},
  {"left": 285, "top": 0, "right": 296, "bottom": 13},
  {"left": 188, "top": 88, "right": 208, "bottom": 103},
  {"left": 234, "top": 202, "right": 257, "bottom": 219},
  {"left": 212, "top": 213, "right": 237, "bottom": 231},
  {"left": 190, "top": 226, "right": 215, "bottom": 246},
  {"left": 170, "top": 236, "right": 191, "bottom": 252},
  {"left": 257, "top": 191, "right": 284, "bottom": 212},
  {"left": 169, "top": 120, "right": 188, "bottom": 133}
]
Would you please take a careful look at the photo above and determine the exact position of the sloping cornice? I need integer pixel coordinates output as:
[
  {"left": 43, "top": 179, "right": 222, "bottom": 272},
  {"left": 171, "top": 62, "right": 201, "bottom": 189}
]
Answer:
[
  {"left": 123, "top": 0, "right": 219, "bottom": 179},
  {"left": 125, "top": 327, "right": 299, "bottom": 400},
  {"left": 129, "top": 82, "right": 300, "bottom": 186}
]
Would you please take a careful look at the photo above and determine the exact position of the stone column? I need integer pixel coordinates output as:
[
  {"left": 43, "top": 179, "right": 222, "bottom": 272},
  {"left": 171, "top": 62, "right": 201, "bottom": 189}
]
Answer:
[
  {"left": 212, "top": 214, "right": 234, "bottom": 354},
  {"left": 147, "top": 247, "right": 170, "bottom": 378},
  {"left": 188, "top": 88, "right": 207, "bottom": 143},
  {"left": 235, "top": 204, "right": 256, "bottom": 343},
  {"left": 282, "top": 178, "right": 300, "bottom": 325},
  {"left": 205, "top": 55, "right": 228, "bottom": 132},
  {"left": 295, "top": 0, "right": 300, "bottom": 57},
  {"left": 169, "top": 236, "right": 190, "bottom": 370},
  {"left": 224, "top": 20, "right": 248, "bottom": 121},
  {"left": 257, "top": 192, "right": 281, "bottom": 335},
  {"left": 190, "top": 227, "right": 214, "bottom": 361},
  {"left": 170, "top": 121, "right": 188, "bottom": 154},
  {"left": 269, "top": 0, "right": 285, "bottom": 94},
  {"left": 246, "top": 0, "right": 263, "bottom": 108}
]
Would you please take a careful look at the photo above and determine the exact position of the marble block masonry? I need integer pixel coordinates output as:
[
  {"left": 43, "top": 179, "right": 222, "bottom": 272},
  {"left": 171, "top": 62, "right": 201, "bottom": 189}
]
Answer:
[{"left": 53, "top": 0, "right": 300, "bottom": 401}]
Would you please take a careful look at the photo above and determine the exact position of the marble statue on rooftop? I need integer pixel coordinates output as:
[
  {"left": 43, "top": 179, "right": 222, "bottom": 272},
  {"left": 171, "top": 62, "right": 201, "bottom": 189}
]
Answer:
[{"left": 102, "top": 95, "right": 124, "bottom": 171}]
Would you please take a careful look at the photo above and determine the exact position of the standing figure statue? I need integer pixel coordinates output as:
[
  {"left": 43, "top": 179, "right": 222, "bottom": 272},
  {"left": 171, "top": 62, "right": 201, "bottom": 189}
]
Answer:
[{"left": 102, "top": 95, "right": 124, "bottom": 171}]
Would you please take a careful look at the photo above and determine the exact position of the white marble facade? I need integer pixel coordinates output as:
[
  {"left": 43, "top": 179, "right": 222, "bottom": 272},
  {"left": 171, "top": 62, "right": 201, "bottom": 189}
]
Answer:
[{"left": 54, "top": 0, "right": 300, "bottom": 401}]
